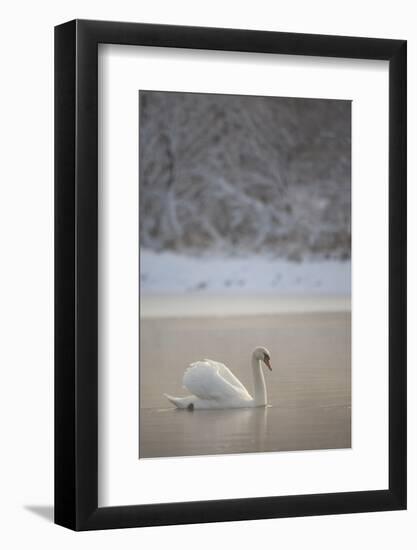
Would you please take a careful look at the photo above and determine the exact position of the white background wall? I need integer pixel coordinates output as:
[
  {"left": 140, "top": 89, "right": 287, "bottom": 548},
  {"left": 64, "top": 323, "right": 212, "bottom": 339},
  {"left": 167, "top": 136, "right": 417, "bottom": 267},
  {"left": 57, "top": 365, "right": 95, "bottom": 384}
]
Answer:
[{"left": 0, "top": 0, "right": 415, "bottom": 548}]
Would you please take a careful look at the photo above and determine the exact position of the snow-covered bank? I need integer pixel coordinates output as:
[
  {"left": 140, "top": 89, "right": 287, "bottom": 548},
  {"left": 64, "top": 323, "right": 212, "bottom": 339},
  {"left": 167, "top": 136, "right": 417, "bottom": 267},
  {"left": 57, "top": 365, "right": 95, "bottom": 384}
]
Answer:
[{"left": 140, "top": 250, "right": 351, "bottom": 296}]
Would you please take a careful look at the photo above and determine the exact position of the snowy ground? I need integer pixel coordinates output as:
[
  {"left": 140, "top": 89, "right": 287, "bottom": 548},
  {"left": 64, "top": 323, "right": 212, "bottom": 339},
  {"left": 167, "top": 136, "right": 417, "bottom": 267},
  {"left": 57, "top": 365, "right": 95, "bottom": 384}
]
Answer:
[{"left": 140, "top": 250, "right": 351, "bottom": 296}]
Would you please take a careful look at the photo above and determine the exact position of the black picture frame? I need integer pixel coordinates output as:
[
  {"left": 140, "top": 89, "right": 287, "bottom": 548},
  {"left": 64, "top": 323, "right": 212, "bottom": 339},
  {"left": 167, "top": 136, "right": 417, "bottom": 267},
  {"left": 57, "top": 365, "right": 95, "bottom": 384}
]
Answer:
[{"left": 55, "top": 19, "right": 407, "bottom": 531}]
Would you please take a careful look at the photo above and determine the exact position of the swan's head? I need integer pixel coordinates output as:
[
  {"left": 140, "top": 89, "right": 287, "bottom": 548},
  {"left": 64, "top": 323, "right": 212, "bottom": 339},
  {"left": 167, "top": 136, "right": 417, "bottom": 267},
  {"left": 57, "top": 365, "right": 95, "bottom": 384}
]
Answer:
[{"left": 253, "top": 346, "right": 272, "bottom": 371}]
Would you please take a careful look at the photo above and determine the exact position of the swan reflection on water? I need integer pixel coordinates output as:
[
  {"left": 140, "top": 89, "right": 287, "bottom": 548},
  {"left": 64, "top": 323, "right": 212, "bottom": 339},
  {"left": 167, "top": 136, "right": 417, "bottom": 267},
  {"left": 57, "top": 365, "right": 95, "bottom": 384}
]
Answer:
[
  {"left": 140, "top": 398, "right": 350, "bottom": 458},
  {"left": 178, "top": 405, "right": 268, "bottom": 446},
  {"left": 144, "top": 405, "right": 270, "bottom": 458}
]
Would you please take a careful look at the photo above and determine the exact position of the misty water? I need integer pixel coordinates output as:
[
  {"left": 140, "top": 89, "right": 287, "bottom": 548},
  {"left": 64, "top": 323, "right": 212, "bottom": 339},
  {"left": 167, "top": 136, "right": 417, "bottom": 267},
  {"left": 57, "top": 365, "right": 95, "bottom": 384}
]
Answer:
[{"left": 139, "top": 311, "right": 351, "bottom": 459}]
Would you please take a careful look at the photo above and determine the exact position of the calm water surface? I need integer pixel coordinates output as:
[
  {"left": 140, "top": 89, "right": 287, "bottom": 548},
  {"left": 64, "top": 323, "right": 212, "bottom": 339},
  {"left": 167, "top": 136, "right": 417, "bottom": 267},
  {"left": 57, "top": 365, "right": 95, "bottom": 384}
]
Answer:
[{"left": 139, "top": 312, "right": 351, "bottom": 458}]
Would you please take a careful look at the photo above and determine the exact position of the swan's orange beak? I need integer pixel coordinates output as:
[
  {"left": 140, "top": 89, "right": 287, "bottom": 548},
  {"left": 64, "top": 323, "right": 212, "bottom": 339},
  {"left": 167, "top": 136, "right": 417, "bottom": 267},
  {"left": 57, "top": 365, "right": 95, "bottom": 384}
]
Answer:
[{"left": 264, "top": 357, "right": 272, "bottom": 371}]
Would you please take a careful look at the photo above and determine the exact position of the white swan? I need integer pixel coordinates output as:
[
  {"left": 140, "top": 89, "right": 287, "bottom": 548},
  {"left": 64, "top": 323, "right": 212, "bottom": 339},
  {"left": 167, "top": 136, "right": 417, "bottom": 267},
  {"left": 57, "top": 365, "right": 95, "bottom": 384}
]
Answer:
[{"left": 164, "top": 346, "right": 272, "bottom": 410}]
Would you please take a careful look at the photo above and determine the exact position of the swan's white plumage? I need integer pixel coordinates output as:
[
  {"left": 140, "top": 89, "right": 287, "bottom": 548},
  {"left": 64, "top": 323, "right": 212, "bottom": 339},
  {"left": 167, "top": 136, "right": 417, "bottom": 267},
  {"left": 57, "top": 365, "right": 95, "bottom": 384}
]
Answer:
[
  {"left": 183, "top": 360, "right": 252, "bottom": 405},
  {"left": 164, "top": 347, "right": 271, "bottom": 410}
]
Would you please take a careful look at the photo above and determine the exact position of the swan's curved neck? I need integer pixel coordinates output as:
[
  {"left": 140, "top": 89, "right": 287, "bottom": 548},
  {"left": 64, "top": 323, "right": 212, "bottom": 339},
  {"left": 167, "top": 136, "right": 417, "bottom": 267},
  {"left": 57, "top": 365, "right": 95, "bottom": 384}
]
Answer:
[{"left": 252, "top": 354, "right": 267, "bottom": 406}]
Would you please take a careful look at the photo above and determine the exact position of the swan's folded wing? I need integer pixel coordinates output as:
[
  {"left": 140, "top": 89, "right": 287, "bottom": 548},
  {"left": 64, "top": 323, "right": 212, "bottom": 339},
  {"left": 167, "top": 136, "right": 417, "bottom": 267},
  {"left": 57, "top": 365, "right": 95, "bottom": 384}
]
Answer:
[
  {"left": 183, "top": 361, "right": 251, "bottom": 402},
  {"left": 204, "top": 359, "right": 251, "bottom": 396}
]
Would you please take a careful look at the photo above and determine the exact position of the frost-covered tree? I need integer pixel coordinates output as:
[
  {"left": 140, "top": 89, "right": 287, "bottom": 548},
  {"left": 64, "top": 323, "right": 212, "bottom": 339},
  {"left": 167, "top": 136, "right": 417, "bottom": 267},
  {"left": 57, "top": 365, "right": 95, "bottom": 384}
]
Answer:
[{"left": 139, "top": 91, "right": 351, "bottom": 260}]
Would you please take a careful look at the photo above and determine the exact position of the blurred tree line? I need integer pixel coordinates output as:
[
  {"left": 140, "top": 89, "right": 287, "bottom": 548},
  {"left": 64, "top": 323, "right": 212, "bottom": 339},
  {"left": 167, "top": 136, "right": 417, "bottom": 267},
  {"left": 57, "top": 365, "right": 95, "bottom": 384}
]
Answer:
[{"left": 139, "top": 91, "right": 351, "bottom": 260}]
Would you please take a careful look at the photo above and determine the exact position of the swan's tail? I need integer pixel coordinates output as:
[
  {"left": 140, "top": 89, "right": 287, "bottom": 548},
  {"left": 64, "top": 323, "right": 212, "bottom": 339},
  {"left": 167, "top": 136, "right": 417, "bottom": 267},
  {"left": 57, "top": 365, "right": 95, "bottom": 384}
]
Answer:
[{"left": 163, "top": 393, "right": 193, "bottom": 409}]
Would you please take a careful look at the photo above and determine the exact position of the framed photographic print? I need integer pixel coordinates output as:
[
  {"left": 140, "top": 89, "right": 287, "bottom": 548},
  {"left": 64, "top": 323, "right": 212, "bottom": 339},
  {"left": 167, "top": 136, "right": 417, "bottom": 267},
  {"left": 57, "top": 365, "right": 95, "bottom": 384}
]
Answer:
[{"left": 55, "top": 20, "right": 406, "bottom": 530}]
